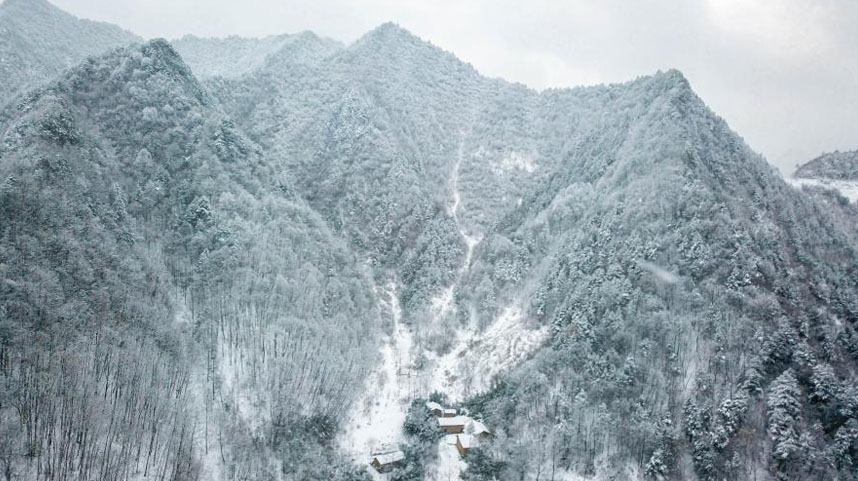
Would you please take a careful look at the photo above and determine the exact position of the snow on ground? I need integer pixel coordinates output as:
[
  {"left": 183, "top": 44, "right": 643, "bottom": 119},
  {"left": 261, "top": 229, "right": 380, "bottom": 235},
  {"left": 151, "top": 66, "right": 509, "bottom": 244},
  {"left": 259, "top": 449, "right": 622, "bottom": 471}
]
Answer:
[
  {"left": 427, "top": 305, "right": 550, "bottom": 402},
  {"left": 220, "top": 348, "right": 268, "bottom": 436},
  {"left": 787, "top": 177, "right": 858, "bottom": 202},
  {"left": 426, "top": 435, "right": 468, "bottom": 481},
  {"left": 339, "top": 282, "right": 415, "bottom": 477},
  {"left": 339, "top": 134, "right": 548, "bottom": 479},
  {"left": 450, "top": 133, "right": 483, "bottom": 275},
  {"left": 497, "top": 151, "right": 538, "bottom": 174}
]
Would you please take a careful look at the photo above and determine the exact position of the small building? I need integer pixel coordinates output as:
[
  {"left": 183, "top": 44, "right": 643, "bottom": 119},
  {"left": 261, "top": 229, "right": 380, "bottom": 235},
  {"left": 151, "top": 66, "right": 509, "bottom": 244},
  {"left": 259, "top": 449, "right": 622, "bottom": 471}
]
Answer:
[
  {"left": 426, "top": 401, "right": 443, "bottom": 417},
  {"left": 438, "top": 415, "right": 467, "bottom": 434},
  {"left": 370, "top": 450, "right": 405, "bottom": 473},
  {"left": 442, "top": 408, "right": 457, "bottom": 418},
  {"left": 465, "top": 419, "right": 490, "bottom": 440},
  {"left": 456, "top": 434, "right": 479, "bottom": 456}
]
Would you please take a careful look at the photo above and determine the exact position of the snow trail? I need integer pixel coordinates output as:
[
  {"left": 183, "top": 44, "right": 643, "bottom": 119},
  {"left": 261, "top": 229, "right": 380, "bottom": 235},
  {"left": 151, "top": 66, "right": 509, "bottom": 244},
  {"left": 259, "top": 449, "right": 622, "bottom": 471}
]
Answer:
[
  {"left": 450, "top": 133, "right": 481, "bottom": 277},
  {"left": 339, "top": 281, "right": 414, "bottom": 478},
  {"left": 339, "top": 134, "right": 547, "bottom": 479},
  {"left": 427, "top": 435, "right": 467, "bottom": 481}
]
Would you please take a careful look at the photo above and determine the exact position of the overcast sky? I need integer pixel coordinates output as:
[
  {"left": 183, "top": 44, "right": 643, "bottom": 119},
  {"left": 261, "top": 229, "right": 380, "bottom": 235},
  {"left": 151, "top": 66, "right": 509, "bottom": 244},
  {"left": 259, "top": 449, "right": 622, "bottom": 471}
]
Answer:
[{"left": 50, "top": 0, "right": 858, "bottom": 174}]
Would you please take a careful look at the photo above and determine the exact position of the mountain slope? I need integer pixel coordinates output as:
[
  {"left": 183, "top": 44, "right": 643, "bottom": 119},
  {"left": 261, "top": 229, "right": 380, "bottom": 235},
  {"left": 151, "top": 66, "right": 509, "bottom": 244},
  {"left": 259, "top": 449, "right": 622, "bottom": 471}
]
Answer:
[
  {"left": 205, "top": 24, "right": 858, "bottom": 481},
  {"left": 789, "top": 150, "right": 858, "bottom": 202},
  {"left": 460, "top": 71, "right": 858, "bottom": 480},
  {"left": 171, "top": 31, "right": 342, "bottom": 79},
  {"left": 0, "top": 0, "right": 140, "bottom": 107},
  {"left": 795, "top": 150, "right": 858, "bottom": 181},
  {"left": 4, "top": 5, "right": 858, "bottom": 480},
  {"left": 0, "top": 39, "right": 380, "bottom": 481}
]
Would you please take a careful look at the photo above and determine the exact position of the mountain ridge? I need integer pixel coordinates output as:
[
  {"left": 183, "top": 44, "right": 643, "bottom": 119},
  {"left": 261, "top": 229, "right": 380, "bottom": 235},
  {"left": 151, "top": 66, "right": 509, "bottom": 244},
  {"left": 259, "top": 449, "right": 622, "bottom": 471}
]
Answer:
[
  {"left": 0, "top": 0, "right": 141, "bottom": 106},
  {"left": 3, "top": 3, "right": 858, "bottom": 481}
]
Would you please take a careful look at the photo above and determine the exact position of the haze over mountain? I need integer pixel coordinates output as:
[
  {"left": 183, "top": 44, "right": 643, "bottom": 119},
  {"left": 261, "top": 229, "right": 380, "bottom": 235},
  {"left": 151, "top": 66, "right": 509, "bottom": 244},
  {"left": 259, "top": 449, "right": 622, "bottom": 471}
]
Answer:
[
  {"left": 2, "top": 2, "right": 858, "bottom": 481},
  {"left": 0, "top": 0, "right": 140, "bottom": 106}
]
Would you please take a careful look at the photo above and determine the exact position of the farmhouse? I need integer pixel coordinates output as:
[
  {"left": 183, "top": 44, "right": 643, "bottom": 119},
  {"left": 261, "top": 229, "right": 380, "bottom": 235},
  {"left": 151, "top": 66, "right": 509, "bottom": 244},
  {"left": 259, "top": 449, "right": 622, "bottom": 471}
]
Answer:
[
  {"left": 437, "top": 415, "right": 467, "bottom": 434},
  {"left": 370, "top": 444, "right": 405, "bottom": 473},
  {"left": 456, "top": 434, "right": 479, "bottom": 456},
  {"left": 426, "top": 401, "right": 443, "bottom": 417},
  {"left": 465, "top": 419, "right": 490, "bottom": 439}
]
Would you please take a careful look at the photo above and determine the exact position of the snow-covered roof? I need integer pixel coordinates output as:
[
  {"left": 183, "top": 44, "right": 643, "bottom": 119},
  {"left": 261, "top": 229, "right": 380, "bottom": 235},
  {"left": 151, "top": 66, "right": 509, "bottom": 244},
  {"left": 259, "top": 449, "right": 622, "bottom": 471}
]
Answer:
[
  {"left": 457, "top": 434, "right": 479, "bottom": 449},
  {"left": 438, "top": 416, "right": 467, "bottom": 427},
  {"left": 371, "top": 442, "right": 399, "bottom": 456},
  {"left": 426, "top": 401, "right": 443, "bottom": 411},
  {"left": 466, "top": 419, "right": 490, "bottom": 435},
  {"left": 443, "top": 408, "right": 457, "bottom": 416},
  {"left": 372, "top": 450, "right": 405, "bottom": 466}
]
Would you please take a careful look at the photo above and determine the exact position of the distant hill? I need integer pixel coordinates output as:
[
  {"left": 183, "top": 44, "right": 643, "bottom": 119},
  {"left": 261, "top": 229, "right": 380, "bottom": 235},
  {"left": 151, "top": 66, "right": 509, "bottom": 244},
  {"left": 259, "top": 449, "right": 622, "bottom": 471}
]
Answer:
[
  {"left": 171, "top": 31, "right": 342, "bottom": 79},
  {"left": 789, "top": 150, "right": 858, "bottom": 202},
  {"left": 0, "top": 0, "right": 140, "bottom": 106},
  {"left": 795, "top": 150, "right": 858, "bottom": 181}
]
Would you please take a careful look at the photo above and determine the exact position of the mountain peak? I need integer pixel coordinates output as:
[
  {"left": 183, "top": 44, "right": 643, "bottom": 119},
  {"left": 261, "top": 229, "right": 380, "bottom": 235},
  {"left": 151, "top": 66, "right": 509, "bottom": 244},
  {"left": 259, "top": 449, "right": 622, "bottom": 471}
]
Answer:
[
  {"left": 0, "top": 0, "right": 73, "bottom": 24},
  {"left": 343, "top": 21, "right": 478, "bottom": 81},
  {"left": 1, "top": 0, "right": 54, "bottom": 14},
  {"left": 644, "top": 68, "right": 693, "bottom": 96},
  {"left": 355, "top": 21, "right": 426, "bottom": 49},
  {"left": 369, "top": 21, "right": 411, "bottom": 37},
  {"left": 659, "top": 68, "right": 690, "bottom": 85}
]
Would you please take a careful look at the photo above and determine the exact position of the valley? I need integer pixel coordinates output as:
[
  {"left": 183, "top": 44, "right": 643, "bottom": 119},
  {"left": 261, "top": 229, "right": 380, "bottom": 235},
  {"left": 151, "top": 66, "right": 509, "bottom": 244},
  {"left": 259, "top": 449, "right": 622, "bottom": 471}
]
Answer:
[{"left": 1, "top": 2, "right": 858, "bottom": 481}]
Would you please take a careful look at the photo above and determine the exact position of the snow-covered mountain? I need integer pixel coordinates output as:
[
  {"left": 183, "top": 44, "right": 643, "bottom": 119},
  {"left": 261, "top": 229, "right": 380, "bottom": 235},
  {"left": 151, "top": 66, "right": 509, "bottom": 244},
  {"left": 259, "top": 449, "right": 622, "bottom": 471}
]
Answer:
[
  {"left": 0, "top": 38, "right": 380, "bottom": 481},
  {"left": 795, "top": 150, "right": 858, "bottom": 181},
  {"left": 788, "top": 149, "right": 858, "bottom": 202},
  {"left": 3, "top": 3, "right": 858, "bottom": 481},
  {"left": 172, "top": 31, "right": 343, "bottom": 79},
  {"left": 204, "top": 22, "right": 858, "bottom": 480},
  {"left": 0, "top": 0, "right": 140, "bottom": 106}
]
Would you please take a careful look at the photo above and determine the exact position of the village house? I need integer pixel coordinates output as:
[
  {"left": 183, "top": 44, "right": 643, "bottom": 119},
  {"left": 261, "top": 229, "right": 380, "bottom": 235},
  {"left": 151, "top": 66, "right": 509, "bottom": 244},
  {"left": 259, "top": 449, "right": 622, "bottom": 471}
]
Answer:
[
  {"left": 426, "top": 401, "right": 443, "bottom": 417},
  {"left": 465, "top": 419, "right": 490, "bottom": 440},
  {"left": 455, "top": 434, "right": 479, "bottom": 456},
  {"left": 438, "top": 415, "right": 467, "bottom": 434},
  {"left": 442, "top": 408, "right": 457, "bottom": 417},
  {"left": 370, "top": 444, "right": 405, "bottom": 472}
]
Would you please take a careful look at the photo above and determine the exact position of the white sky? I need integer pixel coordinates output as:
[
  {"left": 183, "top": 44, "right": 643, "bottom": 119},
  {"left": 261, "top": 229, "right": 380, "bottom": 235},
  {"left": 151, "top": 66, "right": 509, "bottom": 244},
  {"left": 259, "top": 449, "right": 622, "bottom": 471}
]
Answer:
[{"left": 49, "top": 0, "right": 858, "bottom": 173}]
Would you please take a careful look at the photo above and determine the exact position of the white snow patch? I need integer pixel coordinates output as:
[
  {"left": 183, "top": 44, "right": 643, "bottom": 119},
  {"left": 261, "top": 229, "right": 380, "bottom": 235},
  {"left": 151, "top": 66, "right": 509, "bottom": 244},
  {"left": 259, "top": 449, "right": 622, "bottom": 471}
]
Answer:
[
  {"left": 219, "top": 349, "right": 268, "bottom": 434},
  {"left": 431, "top": 285, "right": 456, "bottom": 317},
  {"left": 787, "top": 177, "right": 858, "bottom": 202},
  {"left": 174, "top": 294, "right": 191, "bottom": 325},
  {"left": 495, "top": 151, "right": 538, "bottom": 174},
  {"left": 339, "top": 282, "right": 415, "bottom": 477},
  {"left": 427, "top": 436, "right": 467, "bottom": 481},
  {"left": 427, "top": 305, "right": 549, "bottom": 402},
  {"left": 637, "top": 260, "right": 679, "bottom": 284}
]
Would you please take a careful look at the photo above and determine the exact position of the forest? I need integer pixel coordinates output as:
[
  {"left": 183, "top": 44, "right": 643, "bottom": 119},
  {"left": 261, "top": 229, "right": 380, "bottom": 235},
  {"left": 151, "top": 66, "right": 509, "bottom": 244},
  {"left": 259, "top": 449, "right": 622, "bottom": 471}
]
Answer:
[{"left": 2, "top": 1, "right": 858, "bottom": 480}]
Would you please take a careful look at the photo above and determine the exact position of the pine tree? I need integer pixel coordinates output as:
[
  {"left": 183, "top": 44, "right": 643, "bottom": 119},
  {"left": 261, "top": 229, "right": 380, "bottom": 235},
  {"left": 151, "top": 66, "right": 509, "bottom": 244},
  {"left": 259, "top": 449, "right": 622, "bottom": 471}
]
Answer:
[{"left": 767, "top": 370, "right": 802, "bottom": 463}]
